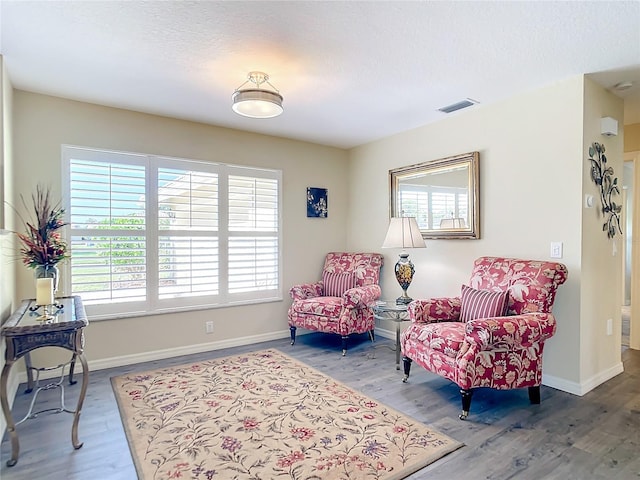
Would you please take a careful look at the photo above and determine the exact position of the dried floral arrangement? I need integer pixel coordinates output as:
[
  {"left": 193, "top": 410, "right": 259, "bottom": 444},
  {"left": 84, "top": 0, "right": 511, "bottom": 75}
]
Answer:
[{"left": 15, "top": 185, "right": 69, "bottom": 269}]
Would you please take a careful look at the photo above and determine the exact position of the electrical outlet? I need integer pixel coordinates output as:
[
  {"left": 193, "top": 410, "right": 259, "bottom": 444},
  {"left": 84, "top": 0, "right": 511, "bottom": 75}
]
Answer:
[
  {"left": 205, "top": 321, "right": 214, "bottom": 334},
  {"left": 606, "top": 318, "right": 613, "bottom": 336}
]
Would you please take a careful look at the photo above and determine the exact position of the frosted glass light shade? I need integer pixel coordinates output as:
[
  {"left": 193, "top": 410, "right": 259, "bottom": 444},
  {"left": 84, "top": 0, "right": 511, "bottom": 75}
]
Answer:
[{"left": 232, "top": 89, "right": 283, "bottom": 118}]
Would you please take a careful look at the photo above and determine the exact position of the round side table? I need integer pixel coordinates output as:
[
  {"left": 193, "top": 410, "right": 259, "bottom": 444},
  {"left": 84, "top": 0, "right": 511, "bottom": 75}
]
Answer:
[{"left": 372, "top": 301, "right": 410, "bottom": 370}]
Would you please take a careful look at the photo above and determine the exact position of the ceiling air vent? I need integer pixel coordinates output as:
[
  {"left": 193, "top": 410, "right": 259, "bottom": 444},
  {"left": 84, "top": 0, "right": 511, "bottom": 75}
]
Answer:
[{"left": 438, "top": 98, "right": 478, "bottom": 114}]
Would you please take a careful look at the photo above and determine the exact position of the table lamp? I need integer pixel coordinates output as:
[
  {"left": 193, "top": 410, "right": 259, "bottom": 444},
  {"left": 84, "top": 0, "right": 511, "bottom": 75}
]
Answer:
[{"left": 382, "top": 217, "right": 426, "bottom": 304}]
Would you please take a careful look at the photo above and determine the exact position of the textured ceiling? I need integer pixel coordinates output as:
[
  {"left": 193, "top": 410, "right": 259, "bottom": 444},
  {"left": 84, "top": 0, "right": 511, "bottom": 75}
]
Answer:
[{"left": 1, "top": 1, "right": 639, "bottom": 149}]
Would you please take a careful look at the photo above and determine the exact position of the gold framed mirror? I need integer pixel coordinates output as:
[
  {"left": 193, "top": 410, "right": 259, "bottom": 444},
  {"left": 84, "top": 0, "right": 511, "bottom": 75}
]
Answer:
[{"left": 389, "top": 151, "right": 480, "bottom": 239}]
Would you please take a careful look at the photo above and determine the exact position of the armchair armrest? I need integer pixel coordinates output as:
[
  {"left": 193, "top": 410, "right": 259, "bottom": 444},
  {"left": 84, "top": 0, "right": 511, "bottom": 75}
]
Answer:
[
  {"left": 408, "top": 297, "right": 461, "bottom": 324},
  {"left": 343, "top": 285, "right": 382, "bottom": 308},
  {"left": 465, "top": 313, "right": 557, "bottom": 350},
  {"left": 289, "top": 282, "right": 323, "bottom": 301}
]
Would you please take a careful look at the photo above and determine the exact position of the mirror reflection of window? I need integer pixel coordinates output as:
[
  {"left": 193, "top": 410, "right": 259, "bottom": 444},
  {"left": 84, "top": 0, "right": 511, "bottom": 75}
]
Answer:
[
  {"left": 439, "top": 217, "right": 466, "bottom": 229},
  {"left": 398, "top": 187, "right": 468, "bottom": 230},
  {"left": 397, "top": 165, "right": 470, "bottom": 230},
  {"left": 390, "top": 152, "right": 479, "bottom": 239}
]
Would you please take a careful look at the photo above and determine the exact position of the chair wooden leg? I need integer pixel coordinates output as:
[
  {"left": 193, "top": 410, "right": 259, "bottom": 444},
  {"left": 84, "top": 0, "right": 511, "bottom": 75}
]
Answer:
[
  {"left": 459, "top": 388, "right": 473, "bottom": 420},
  {"left": 528, "top": 385, "right": 541, "bottom": 404},
  {"left": 402, "top": 356, "right": 412, "bottom": 383},
  {"left": 368, "top": 330, "right": 375, "bottom": 342},
  {"left": 290, "top": 326, "right": 296, "bottom": 346}
]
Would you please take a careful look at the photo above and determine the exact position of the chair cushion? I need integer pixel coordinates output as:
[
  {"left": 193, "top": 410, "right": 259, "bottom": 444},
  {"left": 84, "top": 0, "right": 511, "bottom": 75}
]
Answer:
[
  {"left": 406, "top": 322, "right": 466, "bottom": 358},
  {"left": 290, "top": 297, "right": 344, "bottom": 318},
  {"left": 460, "top": 284, "right": 509, "bottom": 322},
  {"left": 323, "top": 271, "right": 355, "bottom": 296}
]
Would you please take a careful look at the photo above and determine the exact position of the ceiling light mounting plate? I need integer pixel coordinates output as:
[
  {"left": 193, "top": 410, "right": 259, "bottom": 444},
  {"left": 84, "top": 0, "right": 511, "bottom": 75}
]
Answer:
[{"left": 246, "top": 71, "right": 269, "bottom": 87}]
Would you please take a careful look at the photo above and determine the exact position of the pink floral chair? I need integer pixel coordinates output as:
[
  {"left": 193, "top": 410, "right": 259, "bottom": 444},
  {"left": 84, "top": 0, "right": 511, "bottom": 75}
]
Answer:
[
  {"left": 288, "top": 252, "right": 383, "bottom": 355},
  {"left": 401, "top": 256, "right": 568, "bottom": 419}
]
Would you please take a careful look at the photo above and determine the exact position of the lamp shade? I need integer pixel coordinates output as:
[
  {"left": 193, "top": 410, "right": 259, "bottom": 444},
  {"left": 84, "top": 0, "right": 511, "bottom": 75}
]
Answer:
[{"left": 382, "top": 217, "right": 426, "bottom": 249}]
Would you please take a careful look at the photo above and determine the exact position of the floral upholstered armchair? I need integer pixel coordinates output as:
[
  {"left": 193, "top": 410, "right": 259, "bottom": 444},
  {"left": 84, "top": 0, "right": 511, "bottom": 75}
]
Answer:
[
  {"left": 288, "top": 252, "right": 383, "bottom": 355},
  {"left": 401, "top": 257, "right": 568, "bottom": 419}
]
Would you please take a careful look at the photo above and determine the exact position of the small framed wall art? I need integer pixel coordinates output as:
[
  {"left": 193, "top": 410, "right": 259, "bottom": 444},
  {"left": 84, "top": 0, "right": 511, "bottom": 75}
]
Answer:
[{"left": 307, "top": 187, "right": 328, "bottom": 218}]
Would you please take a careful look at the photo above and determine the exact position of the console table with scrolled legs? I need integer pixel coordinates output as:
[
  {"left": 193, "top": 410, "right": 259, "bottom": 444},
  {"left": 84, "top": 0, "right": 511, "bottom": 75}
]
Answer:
[{"left": 0, "top": 296, "right": 89, "bottom": 467}]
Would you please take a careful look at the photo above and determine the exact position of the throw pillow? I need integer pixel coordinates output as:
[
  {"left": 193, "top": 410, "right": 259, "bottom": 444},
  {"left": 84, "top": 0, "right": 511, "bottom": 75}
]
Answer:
[
  {"left": 460, "top": 284, "right": 510, "bottom": 322},
  {"left": 323, "top": 272, "right": 355, "bottom": 297}
]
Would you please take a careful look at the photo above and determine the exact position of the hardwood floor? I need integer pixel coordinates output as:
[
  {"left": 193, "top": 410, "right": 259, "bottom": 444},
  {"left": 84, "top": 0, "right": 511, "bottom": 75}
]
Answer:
[{"left": 1, "top": 333, "right": 639, "bottom": 479}]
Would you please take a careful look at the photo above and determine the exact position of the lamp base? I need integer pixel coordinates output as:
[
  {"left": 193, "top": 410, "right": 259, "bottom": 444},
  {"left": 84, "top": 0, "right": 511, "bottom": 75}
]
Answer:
[{"left": 394, "top": 253, "right": 415, "bottom": 306}]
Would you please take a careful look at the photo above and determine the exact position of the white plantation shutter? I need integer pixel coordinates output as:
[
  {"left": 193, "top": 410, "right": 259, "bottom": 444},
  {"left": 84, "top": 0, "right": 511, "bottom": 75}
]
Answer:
[
  {"left": 158, "top": 167, "right": 218, "bottom": 231},
  {"left": 398, "top": 189, "right": 429, "bottom": 229},
  {"left": 430, "top": 191, "right": 456, "bottom": 229},
  {"left": 399, "top": 184, "right": 468, "bottom": 229},
  {"left": 228, "top": 237, "right": 279, "bottom": 293},
  {"left": 457, "top": 192, "right": 469, "bottom": 223},
  {"left": 68, "top": 153, "right": 147, "bottom": 307},
  {"left": 64, "top": 146, "right": 282, "bottom": 319},
  {"left": 158, "top": 236, "right": 219, "bottom": 298},
  {"left": 227, "top": 173, "right": 280, "bottom": 297},
  {"left": 157, "top": 167, "right": 219, "bottom": 300},
  {"left": 432, "top": 188, "right": 468, "bottom": 228}
]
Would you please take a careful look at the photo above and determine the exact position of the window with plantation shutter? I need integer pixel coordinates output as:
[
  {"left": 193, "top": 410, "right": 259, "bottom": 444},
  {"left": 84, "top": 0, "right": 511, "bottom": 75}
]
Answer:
[
  {"left": 398, "top": 184, "right": 469, "bottom": 230},
  {"left": 228, "top": 175, "right": 279, "bottom": 294},
  {"left": 68, "top": 151, "right": 147, "bottom": 308},
  {"left": 63, "top": 146, "right": 282, "bottom": 320},
  {"left": 157, "top": 166, "right": 219, "bottom": 301}
]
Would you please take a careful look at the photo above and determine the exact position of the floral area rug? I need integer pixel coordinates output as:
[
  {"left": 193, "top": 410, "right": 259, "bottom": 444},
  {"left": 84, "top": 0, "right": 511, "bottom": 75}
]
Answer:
[{"left": 111, "top": 349, "right": 462, "bottom": 480}]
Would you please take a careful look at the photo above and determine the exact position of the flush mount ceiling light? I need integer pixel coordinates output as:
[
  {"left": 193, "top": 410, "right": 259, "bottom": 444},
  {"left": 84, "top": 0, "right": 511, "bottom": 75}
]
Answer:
[
  {"left": 613, "top": 81, "right": 633, "bottom": 91},
  {"left": 232, "top": 71, "right": 283, "bottom": 119}
]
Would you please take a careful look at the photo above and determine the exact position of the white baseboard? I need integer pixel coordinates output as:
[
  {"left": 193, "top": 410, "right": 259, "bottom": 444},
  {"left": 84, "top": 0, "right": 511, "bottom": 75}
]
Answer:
[
  {"left": 7, "top": 326, "right": 620, "bottom": 431},
  {"left": 543, "top": 361, "right": 624, "bottom": 396},
  {"left": 12, "top": 328, "right": 394, "bottom": 386},
  {"left": 16, "top": 330, "right": 291, "bottom": 384},
  {"left": 375, "top": 327, "right": 395, "bottom": 341}
]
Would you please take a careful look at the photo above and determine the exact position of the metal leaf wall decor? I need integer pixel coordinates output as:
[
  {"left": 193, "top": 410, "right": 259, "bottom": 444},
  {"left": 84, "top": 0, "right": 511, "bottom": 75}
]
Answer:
[{"left": 587, "top": 142, "right": 622, "bottom": 238}]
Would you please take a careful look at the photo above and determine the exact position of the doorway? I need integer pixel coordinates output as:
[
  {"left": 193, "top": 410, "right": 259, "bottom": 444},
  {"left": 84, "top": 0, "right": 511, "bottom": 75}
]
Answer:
[{"left": 623, "top": 151, "right": 639, "bottom": 351}]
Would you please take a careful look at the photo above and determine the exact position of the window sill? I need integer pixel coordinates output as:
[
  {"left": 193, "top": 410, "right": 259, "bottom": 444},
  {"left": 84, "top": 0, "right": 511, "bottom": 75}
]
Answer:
[{"left": 85, "top": 295, "right": 284, "bottom": 322}]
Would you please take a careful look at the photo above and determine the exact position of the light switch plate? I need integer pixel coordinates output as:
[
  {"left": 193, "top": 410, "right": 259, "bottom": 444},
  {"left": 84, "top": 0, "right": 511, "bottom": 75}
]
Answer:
[{"left": 550, "top": 242, "right": 563, "bottom": 259}]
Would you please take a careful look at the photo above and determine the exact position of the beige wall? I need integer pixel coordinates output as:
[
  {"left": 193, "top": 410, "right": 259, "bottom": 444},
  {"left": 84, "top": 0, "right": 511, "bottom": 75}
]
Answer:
[
  {"left": 1, "top": 55, "right": 17, "bottom": 436},
  {"left": 580, "top": 78, "right": 625, "bottom": 387},
  {"left": 12, "top": 91, "right": 349, "bottom": 367},
  {"left": 624, "top": 123, "right": 640, "bottom": 152},
  {"left": 0, "top": 57, "right": 14, "bottom": 315},
  {"left": 348, "top": 76, "right": 624, "bottom": 394}
]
